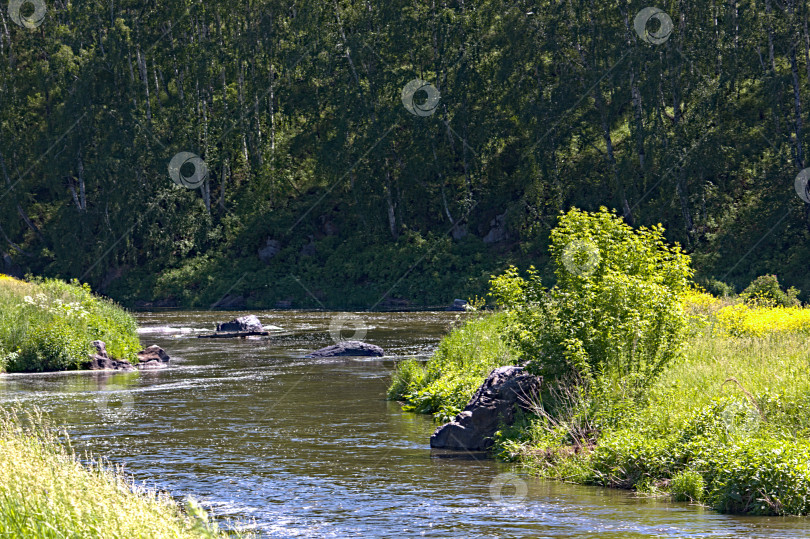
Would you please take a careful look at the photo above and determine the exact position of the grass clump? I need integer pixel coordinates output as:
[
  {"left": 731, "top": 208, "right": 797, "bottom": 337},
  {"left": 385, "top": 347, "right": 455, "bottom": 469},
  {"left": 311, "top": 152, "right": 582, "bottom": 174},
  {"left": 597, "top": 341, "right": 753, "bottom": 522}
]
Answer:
[
  {"left": 0, "top": 275, "right": 140, "bottom": 372},
  {"left": 387, "top": 312, "right": 517, "bottom": 423},
  {"left": 669, "top": 470, "right": 704, "bottom": 502},
  {"left": 0, "top": 408, "right": 245, "bottom": 538}
]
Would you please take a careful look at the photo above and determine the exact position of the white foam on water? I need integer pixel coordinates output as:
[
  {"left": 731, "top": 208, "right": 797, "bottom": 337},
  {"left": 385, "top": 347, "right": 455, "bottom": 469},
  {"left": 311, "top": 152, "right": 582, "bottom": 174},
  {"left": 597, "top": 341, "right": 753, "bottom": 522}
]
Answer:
[{"left": 137, "top": 326, "right": 205, "bottom": 335}]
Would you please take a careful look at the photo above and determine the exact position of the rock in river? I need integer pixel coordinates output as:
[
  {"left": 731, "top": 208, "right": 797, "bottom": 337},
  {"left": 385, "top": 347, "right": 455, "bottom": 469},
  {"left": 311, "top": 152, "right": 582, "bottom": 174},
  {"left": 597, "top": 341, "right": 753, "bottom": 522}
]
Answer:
[
  {"left": 216, "top": 315, "right": 264, "bottom": 333},
  {"left": 85, "top": 341, "right": 171, "bottom": 371},
  {"left": 307, "top": 341, "right": 384, "bottom": 358},
  {"left": 136, "top": 345, "right": 171, "bottom": 369},
  {"left": 430, "top": 366, "right": 541, "bottom": 451},
  {"left": 86, "top": 340, "right": 136, "bottom": 371}
]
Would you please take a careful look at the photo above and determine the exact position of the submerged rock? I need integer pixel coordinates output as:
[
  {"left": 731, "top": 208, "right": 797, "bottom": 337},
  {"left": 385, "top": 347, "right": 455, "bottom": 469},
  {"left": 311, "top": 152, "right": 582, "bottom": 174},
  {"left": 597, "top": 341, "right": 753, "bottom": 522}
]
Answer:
[
  {"left": 136, "top": 345, "right": 171, "bottom": 370},
  {"left": 86, "top": 340, "right": 136, "bottom": 371},
  {"left": 216, "top": 315, "right": 263, "bottom": 333},
  {"left": 430, "top": 366, "right": 541, "bottom": 451},
  {"left": 307, "top": 341, "right": 384, "bottom": 358}
]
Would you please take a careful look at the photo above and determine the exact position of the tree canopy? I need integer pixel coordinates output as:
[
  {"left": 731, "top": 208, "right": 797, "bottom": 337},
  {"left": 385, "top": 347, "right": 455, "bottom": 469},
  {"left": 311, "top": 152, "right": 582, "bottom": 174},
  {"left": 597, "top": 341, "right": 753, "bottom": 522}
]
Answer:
[{"left": 1, "top": 0, "right": 810, "bottom": 308}]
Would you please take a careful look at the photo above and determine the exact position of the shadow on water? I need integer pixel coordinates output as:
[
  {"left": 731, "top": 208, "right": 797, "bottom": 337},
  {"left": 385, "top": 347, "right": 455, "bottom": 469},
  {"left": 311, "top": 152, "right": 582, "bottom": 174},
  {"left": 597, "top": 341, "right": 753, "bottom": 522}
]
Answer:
[{"left": 1, "top": 310, "right": 809, "bottom": 538}]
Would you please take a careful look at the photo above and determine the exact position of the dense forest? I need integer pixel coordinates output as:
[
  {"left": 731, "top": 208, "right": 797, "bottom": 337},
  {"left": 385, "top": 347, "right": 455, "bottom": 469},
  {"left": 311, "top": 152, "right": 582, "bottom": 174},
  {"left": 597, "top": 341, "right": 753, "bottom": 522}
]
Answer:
[{"left": 2, "top": 0, "right": 810, "bottom": 309}]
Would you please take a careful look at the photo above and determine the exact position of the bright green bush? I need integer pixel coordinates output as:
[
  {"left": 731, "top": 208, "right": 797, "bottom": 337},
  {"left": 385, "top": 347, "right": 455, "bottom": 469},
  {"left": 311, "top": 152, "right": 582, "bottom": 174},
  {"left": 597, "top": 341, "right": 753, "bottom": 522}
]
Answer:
[
  {"left": 0, "top": 276, "right": 141, "bottom": 372},
  {"left": 741, "top": 274, "right": 800, "bottom": 307},
  {"left": 491, "top": 207, "right": 692, "bottom": 388}
]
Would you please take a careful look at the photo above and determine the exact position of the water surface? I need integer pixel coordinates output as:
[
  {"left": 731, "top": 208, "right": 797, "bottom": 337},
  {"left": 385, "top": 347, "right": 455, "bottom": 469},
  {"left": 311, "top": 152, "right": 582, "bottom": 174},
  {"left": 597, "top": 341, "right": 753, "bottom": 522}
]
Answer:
[{"left": 1, "top": 311, "right": 808, "bottom": 538}]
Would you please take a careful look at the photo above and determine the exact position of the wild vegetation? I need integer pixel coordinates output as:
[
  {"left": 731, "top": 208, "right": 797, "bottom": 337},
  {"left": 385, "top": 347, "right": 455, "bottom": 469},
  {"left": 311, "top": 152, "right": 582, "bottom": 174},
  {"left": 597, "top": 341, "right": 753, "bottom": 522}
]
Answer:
[
  {"left": 390, "top": 208, "right": 810, "bottom": 515},
  {"left": 0, "top": 408, "right": 243, "bottom": 538},
  {"left": 0, "top": 274, "right": 140, "bottom": 372},
  {"left": 2, "top": 1, "right": 810, "bottom": 307}
]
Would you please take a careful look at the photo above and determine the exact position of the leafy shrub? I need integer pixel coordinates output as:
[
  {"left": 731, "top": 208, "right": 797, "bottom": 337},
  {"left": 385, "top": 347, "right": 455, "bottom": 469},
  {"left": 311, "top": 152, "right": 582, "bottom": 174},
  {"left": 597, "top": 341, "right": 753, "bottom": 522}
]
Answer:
[
  {"left": 694, "top": 437, "right": 810, "bottom": 515},
  {"left": 741, "top": 274, "right": 800, "bottom": 307},
  {"left": 12, "top": 318, "right": 90, "bottom": 372},
  {"left": 491, "top": 207, "right": 692, "bottom": 388},
  {"left": 698, "top": 278, "right": 735, "bottom": 298}
]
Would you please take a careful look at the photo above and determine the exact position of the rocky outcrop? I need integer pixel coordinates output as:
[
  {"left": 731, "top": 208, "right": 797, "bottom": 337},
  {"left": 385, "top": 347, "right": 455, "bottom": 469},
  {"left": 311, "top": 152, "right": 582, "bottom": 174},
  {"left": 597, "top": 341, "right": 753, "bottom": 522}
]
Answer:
[
  {"left": 307, "top": 340, "right": 384, "bottom": 358},
  {"left": 430, "top": 366, "right": 541, "bottom": 451},
  {"left": 86, "top": 341, "right": 172, "bottom": 371},
  {"left": 216, "top": 315, "right": 263, "bottom": 333},
  {"left": 86, "top": 340, "right": 136, "bottom": 371},
  {"left": 136, "top": 345, "right": 171, "bottom": 369},
  {"left": 483, "top": 212, "right": 509, "bottom": 244},
  {"left": 258, "top": 238, "right": 281, "bottom": 264}
]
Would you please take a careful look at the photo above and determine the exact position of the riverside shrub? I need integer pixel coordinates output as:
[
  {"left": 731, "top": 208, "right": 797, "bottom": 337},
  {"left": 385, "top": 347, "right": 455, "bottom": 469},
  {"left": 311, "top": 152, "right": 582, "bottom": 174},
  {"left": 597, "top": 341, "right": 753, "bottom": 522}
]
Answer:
[{"left": 491, "top": 207, "right": 692, "bottom": 388}]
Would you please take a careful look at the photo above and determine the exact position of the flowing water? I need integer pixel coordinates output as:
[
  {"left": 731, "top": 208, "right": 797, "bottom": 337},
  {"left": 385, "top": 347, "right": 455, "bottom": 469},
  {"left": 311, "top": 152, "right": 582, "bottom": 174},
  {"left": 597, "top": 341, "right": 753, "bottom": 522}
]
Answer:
[{"left": 1, "top": 311, "right": 808, "bottom": 538}]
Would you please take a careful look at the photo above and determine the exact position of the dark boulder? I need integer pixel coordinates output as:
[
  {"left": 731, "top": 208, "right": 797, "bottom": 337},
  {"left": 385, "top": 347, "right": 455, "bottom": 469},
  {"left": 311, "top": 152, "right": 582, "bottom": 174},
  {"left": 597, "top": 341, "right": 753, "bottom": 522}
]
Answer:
[
  {"left": 86, "top": 340, "right": 136, "bottom": 371},
  {"left": 136, "top": 345, "right": 171, "bottom": 369},
  {"left": 307, "top": 340, "right": 384, "bottom": 358},
  {"left": 483, "top": 212, "right": 509, "bottom": 244},
  {"left": 216, "top": 315, "right": 263, "bottom": 333},
  {"left": 430, "top": 366, "right": 541, "bottom": 451}
]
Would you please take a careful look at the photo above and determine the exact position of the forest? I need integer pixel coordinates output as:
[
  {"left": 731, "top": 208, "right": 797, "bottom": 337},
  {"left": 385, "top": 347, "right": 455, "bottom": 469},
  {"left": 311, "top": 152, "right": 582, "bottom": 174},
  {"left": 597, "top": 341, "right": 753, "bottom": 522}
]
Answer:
[{"left": 2, "top": 0, "right": 810, "bottom": 308}]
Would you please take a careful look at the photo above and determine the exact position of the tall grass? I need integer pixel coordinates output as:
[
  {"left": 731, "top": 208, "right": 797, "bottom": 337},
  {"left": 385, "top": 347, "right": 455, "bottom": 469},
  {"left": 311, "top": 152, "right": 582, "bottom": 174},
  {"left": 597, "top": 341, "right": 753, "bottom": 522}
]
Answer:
[
  {"left": 0, "top": 408, "right": 245, "bottom": 538},
  {"left": 505, "top": 293, "right": 810, "bottom": 515},
  {"left": 0, "top": 275, "right": 141, "bottom": 372},
  {"left": 387, "top": 312, "right": 518, "bottom": 422}
]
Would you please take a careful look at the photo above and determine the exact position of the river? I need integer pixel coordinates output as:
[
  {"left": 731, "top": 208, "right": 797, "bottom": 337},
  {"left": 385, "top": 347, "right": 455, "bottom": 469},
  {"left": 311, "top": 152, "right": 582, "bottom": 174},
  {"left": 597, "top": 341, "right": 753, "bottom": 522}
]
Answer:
[{"left": 0, "top": 311, "right": 807, "bottom": 538}]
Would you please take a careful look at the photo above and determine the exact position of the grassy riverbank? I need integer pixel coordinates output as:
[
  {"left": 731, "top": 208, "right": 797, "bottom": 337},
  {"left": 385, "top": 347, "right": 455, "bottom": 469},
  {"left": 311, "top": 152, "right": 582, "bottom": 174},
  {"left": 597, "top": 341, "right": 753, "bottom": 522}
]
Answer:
[
  {"left": 0, "top": 409, "right": 241, "bottom": 538},
  {"left": 389, "top": 209, "right": 810, "bottom": 516},
  {"left": 391, "top": 292, "right": 810, "bottom": 515},
  {"left": 0, "top": 274, "right": 141, "bottom": 372}
]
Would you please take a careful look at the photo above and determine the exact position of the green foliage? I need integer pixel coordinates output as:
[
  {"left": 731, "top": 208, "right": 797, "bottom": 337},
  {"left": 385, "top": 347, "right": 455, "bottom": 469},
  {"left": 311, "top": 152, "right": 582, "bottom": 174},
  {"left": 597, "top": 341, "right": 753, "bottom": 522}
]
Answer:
[
  {"left": 2, "top": 0, "right": 810, "bottom": 309},
  {"left": 387, "top": 313, "right": 518, "bottom": 421},
  {"left": 0, "top": 276, "right": 141, "bottom": 372},
  {"left": 670, "top": 470, "right": 705, "bottom": 503},
  {"left": 698, "top": 278, "right": 735, "bottom": 298},
  {"left": 505, "top": 327, "right": 810, "bottom": 516},
  {"left": 491, "top": 208, "right": 692, "bottom": 388},
  {"left": 741, "top": 274, "right": 801, "bottom": 307}
]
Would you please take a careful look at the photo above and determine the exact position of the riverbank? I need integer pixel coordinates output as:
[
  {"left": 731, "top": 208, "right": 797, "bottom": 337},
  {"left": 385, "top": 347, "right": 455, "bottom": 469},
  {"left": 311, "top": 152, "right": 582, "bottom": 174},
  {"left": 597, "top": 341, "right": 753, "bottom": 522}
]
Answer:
[
  {"left": 0, "top": 275, "right": 141, "bottom": 372},
  {"left": 389, "top": 290, "right": 810, "bottom": 516},
  {"left": 0, "top": 408, "right": 242, "bottom": 538},
  {"left": 389, "top": 208, "right": 810, "bottom": 516}
]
